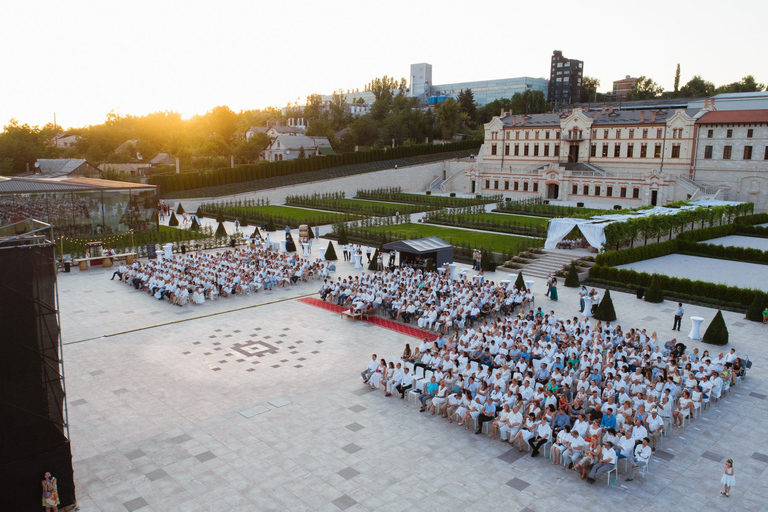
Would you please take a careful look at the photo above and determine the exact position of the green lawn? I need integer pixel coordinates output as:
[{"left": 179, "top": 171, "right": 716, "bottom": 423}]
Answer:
[
  {"left": 203, "top": 205, "right": 359, "bottom": 227},
  {"left": 454, "top": 212, "right": 549, "bottom": 228},
  {"left": 359, "top": 223, "right": 543, "bottom": 254},
  {"left": 284, "top": 198, "right": 429, "bottom": 216}
]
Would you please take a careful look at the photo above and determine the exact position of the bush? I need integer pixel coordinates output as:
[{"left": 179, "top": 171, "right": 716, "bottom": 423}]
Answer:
[
  {"left": 745, "top": 291, "right": 766, "bottom": 322},
  {"left": 196, "top": 206, "right": 204, "bottom": 218},
  {"left": 168, "top": 212, "right": 179, "bottom": 227},
  {"left": 176, "top": 203, "right": 185, "bottom": 214},
  {"left": 593, "top": 289, "right": 617, "bottom": 321},
  {"left": 564, "top": 262, "right": 580, "bottom": 287},
  {"left": 324, "top": 241, "right": 338, "bottom": 261},
  {"left": 215, "top": 222, "right": 227, "bottom": 238},
  {"left": 240, "top": 217, "right": 248, "bottom": 227},
  {"left": 368, "top": 248, "right": 379, "bottom": 271},
  {"left": 702, "top": 310, "right": 729, "bottom": 345},
  {"left": 216, "top": 210, "right": 225, "bottom": 223},
  {"left": 644, "top": 275, "right": 664, "bottom": 303},
  {"left": 337, "top": 228, "right": 349, "bottom": 245},
  {"left": 190, "top": 216, "right": 200, "bottom": 231},
  {"left": 515, "top": 272, "right": 526, "bottom": 291}
]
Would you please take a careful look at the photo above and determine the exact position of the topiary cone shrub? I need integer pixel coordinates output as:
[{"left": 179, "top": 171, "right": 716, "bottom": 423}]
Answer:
[
  {"left": 216, "top": 211, "right": 225, "bottom": 223},
  {"left": 745, "top": 291, "right": 766, "bottom": 322},
  {"left": 168, "top": 211, "right": 179, "bottom": 227},
  {"left": 702, "top": 310, "right": 729, "bottom": 345},
  {"left": 196, "top": 206, "right": 204, "bottom": 218},
  {"left": 177, "top": 203, "right": 185, "bottom": 214},
  {"left": 337, "top": 228, "right": 349, "bottom": 245},
  {"left": 593, "top": 289, "right": 617, "bottom": 322},
  {"left": 324, "top": 241, "right": 338, "bottom": 261},
  {"left": 215, "top": 221, "right": 227, "bottom": 238},
  {"left": 368, "top": 248, "right": 379, "bottom": 271},
  {"left": 564, "top": 262, "right": 580, "bottom": 287},
  {"left": 266, "top": 218, "right": 276, "bottom": 232},
  {"left": 644, "top": 275, "right": 664, "bottom": 303},
  {"left": 190, "top": 216, "right": 200, "bottom": 231},
  {"left": 240, "top": 217, "right": 248, "bottom": 227},
  {"left": 515, "top": 272, "right": 526, "bottom": 291}
]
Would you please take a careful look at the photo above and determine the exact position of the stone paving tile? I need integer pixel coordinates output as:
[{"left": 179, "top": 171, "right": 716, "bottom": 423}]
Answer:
[
  {"left": 332, "top": 495, "right": 357, "bottom": 510},
  {"left": 145, "top": 468, "right": 169, "bottom": 481},
  {"left": 352, "top": 387, "right": 375, "bottom": 396},
  {"left": 751, "top": 452, "right": 768, "bottom": 463},
  {"left": 122, "top": 497, "right": 148, "bottom": 511},
  {"left": 654, "top": 450, "right": 675, "bottom": 461},
  {"left": 341, "top": 443, "right": 362, "bottom": 454},
  {"left": 701, "top": 451, "right": 723, "bottom": 462},
  {"left": 506, "top": 477, "right": 530, "bottom": 491},
  {"left": 124, "top": 449, "right": 146, "bottom": 461},
  {"left": 345, "top": 422, "right": 364, "bottom": 432},
  {"left": 268, "top": 397, "right": 291, "bottom": 408},
  {"left": 195, "top": 451, "right": 216, "bottom": 463},
  {"left": 337, "top": 467, "right": 360, "bottom": 480},
  {"left": 749, "top": 392, "right": 767, "bottom": 400},
  {"left": 497, "top": 448, "right": 526, "bottom": 464},
  {"left": 348, "top": 405, "right": 366, "bottom": 413},
  {"left": 70, "top": 398, "right": 87, "bottom": 406}
]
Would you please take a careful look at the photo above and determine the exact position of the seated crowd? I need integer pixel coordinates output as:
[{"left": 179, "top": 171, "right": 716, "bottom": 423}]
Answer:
[
  {"left": 113, "top": 243, "right": 332, "bottom": 305},
  {"left": 358, "top": 276, "right": 747, "bottom": 484}
]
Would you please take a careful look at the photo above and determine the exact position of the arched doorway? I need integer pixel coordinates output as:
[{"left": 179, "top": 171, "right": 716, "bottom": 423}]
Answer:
[{"left": 547, "top": 183, "right": 559, "bottom": 199}]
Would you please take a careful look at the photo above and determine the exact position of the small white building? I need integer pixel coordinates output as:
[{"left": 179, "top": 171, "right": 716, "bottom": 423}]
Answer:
[{"left": 262, "top": 134, "right": 335, "bottom": 162}]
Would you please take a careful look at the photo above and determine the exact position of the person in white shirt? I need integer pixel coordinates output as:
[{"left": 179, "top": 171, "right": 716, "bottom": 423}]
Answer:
[
  {"left": 386, "top": 363, "right": 404, "bottom": 397},
  {"left": 587, "top": 441, "right": 617, "bottom": 483},
  {"left": 529, "top": 418, "right": 552, "bottom": 457},
  {"left": 361, "top": 354, "right": 378, "bottom": 383},
  {"left": 646, "top": 409, "right": 664, "bottom": 451},
  {"left": 625, "top": 438, "right": 652, "bottom": 481},
  {"left": 396, "top": 368, "right": 414, "bottom": 399},
  {"left": 500, "top": 405, "right": 522, "bottom": 441},
  {"left": 562, "top": 430, "right": 587, "bottom": 469}
]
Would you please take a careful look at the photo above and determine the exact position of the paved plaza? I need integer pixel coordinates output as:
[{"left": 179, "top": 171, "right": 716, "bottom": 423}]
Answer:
[{"left": 59, "top": 252, "right": 768, "bottom": 511}]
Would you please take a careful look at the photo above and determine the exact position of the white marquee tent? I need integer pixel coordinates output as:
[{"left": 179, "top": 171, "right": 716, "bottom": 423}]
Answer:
[{"left": 544, "top": 200, "right": 745, "bottom": 252}]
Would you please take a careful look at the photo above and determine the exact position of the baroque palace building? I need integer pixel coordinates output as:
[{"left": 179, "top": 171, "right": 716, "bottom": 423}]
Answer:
[{"left": 459, "top": 92, "right": 768, "bottom": 211}]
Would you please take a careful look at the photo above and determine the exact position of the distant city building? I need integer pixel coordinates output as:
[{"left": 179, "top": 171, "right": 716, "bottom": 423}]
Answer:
[
  {"left": 548, "top": 50, "right": 583, "bottom": 107},
  {"left": 317, "top": 63, "right": 550, "bottom": 109},
  {"left": 612, "top": 76, "right": 637, "bottom": 99}
]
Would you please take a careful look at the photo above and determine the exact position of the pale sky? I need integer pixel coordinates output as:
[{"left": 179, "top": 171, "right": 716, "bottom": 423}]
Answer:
[{"left": 2, "top": 0, "right": 765, "bottom": 130}]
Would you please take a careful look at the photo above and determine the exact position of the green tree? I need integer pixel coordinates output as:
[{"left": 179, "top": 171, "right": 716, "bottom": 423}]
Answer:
[
  {"left": 674, "top": 64, "right": 681, "bottom": 94},
  {"left": 369, "top": 76, "right": 398, "bottom": 121},
  {"left": 233, "top": 132, "right": 272, "bottom": 163},
  {"left": 304, "top": 93, "right": 324, "bottom": 120},
  {"left": 702, "top": 310, "right": 729, "bottom": 345},
  {"left": 626, "top": 76, "right": 664, "bottom": 100},
  {"left": 564, "top": 262, "right": 580, "bottom": 287},
  {"left": 457, "top": 89, "right": 477, "bottom": 126},
  {"left": 436, "top": 98, "right": 464, "bottom": 140},
  {"left": 324, "top": 241, "right": 338, "bottom": 261},
  {"left": 510, "top": 90, "right": 550, "bottom": 115},
  {"left": 593, "top": 289, "right": 617, "bottom": 322},
  {"left": 644, "top": 275, "right": 664, "bottom": 303},
  {"left": 580, "top": 76, "right": 601, "bottom": 103},
  {"left": 204, "top": 105, "right": 239, "bottom": 148},
  {"left": 680, "top": 76, "right": 715, "bottom": 97},
  {"left": 478, "top": 98, "right": 516, "bottom": 124},
  {"left": 716, "top": 75, "right": 766, "bottom": 94},
  {"left": 514, "top": 272, "right": 526, "bottom": 291},
  {"left": 348, "top": 115, "right": 379, "bottom": 147}
]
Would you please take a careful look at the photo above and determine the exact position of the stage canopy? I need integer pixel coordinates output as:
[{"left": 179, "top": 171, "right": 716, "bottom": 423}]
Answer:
[
  {"left": 383, "top": 236, "right": 453, "bottom": 266},
  {"left": 544, "top": 200, "right": 746, "bottom": 252}
]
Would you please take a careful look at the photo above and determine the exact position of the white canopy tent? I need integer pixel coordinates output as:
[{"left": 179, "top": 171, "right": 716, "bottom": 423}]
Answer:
[{"left": 544, "top": 200, "right": 746, "bottom": 252}]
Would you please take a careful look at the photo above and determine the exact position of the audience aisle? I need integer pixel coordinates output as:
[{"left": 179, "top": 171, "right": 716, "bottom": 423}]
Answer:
[{"left": 59, "top": 251, "right": 768, "bottom": 511}]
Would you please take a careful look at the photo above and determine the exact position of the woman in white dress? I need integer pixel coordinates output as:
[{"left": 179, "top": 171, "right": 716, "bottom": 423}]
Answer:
[
  {"left": 192, "top": 287, "right": 205, "bottom": 305},
  {"left": 379, "top": 362, "right": 394, "bottom": 393},
  {"left": 369, "top": 359, "right": 386, "bottom": 389},
  {"left": 509, "top": 413, "right": 537, "bottom": 451},
  {"left": 673, "top": 389, "right": 694, "bottom": 427},
  {"left": 428, "top": 380, "right": 448, "bottom": 415}
]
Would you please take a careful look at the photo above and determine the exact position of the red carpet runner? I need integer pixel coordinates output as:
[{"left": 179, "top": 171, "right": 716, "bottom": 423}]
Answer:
[{"left": 297, "top": 297, "right": 437, "bottom": 341}]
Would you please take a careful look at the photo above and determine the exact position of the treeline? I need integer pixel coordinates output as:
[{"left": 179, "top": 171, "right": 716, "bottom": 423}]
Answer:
[{"left": 147, "top": 140, "right": 480, "bottom": 195}]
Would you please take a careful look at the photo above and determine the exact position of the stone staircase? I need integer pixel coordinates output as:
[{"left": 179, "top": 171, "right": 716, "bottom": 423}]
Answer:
[{"left": 503, "top": 250, "right": 580, "bottom": 280}]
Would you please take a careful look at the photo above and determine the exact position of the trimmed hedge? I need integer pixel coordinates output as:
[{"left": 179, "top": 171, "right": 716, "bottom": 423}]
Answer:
[
  {"left": 679, "top": 239, "right": 768, "bottom": 266},
  {"left": 746, "top": 292, "right": 766, "bottom": 322},
  {"left": 590, "top": 265, "right": 759, "bottom": 306},
  {"left": 168, "top": 211, "right": 179, "bottom": 227},
  {"left": 645, "top": 275, "right": 665, "bottom": 303},
  {"left": 324, "top": 241, "right": 338, "bottom": 261},
  {"left": 149, "top": 140, "right": 482, "bottom": 195},
  {"left": 564, "top": 262, "right": 580, "bottom": 287}
]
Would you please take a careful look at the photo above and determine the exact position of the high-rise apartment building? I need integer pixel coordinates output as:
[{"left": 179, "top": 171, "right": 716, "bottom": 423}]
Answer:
[{"left": 548, "top": 50, "right": 583, "bottom": 107}]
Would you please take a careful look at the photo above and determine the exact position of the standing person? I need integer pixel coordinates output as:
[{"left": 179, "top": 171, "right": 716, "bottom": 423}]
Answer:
[
  {"left": 234, "top": 218, "right": 240, "bottom": 232},
  {"left": 42, "top": 472, "right": 59, "bottom": 512},
  {"left": 579, "top": 285, "right": 587, "bottom": 313},
  {"left": 673, "top": 303, "right": 684, "bottom": 331},
  {"left": 550, "top": 278, "right": 559, "bottom": 301},
  {"left": 720, "top": 459, "right": 735, "bottom": 497},
  {"left": 545, "top": 273, "right": 553, "bottom": 297}
]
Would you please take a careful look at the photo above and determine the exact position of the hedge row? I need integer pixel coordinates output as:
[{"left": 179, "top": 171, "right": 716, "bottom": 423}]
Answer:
[
  {"left": 594, "top": 238, "right": 679, "bottom": 267},
  {"left": 679, "top": 239, "right": 768, "bottom": 266},
  {"left": 149, "top": 140, "right": 481, "bottom": 195},
  {"left": 589, "top": 265, "right": 761, "bottom": 306},
  {"left": 734, "top": 213, "right": 768, "bottom": 225}
]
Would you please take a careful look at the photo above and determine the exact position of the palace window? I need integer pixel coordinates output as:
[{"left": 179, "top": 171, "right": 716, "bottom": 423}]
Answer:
[
  {"left": 640, "top": 144, "right": 648, "bottom": 158},
  {"left": 723, "top": 146, "right": 732, "bottom": 159},
  {"left": 614, "top": 144, "right": 621, "bottom": 158},
  {"left": 627, "top": 144, "right": 634, "bottom": 158},
  {"left": 654, "top": 144, "right": 662, "bottom": 158},
  {"left": 744, "top": 146, "right": 753, "bottom": 160},
  {"left": 633, "top": 188, "right": 640, "bottom": 199},
  {"left": 602, "top": 144, "right": 609, "bottom": 157},
  {"left": 671, "top": 144, "right": 680, "bottom": 158},
  {"left": 491, "top": 144, "right": 497, "bottom": 155},
  {"left": 704, "top": 145, "right": 713, "bottom": 159}
]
